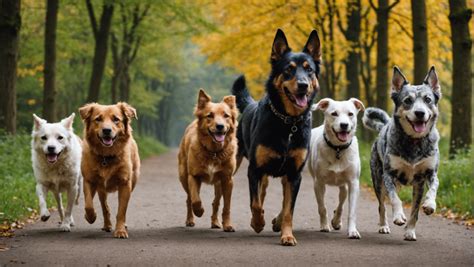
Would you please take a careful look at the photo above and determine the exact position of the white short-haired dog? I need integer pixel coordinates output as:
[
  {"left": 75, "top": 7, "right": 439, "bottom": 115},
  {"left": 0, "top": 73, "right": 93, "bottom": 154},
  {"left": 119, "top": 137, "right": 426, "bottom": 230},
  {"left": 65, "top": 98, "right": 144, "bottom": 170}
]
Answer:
[
  {"left": 308, "top": 98, "right": 365, "bottom": 239},
  {"left": 31, "top": 113, "right": 82, "bottom": 232}
]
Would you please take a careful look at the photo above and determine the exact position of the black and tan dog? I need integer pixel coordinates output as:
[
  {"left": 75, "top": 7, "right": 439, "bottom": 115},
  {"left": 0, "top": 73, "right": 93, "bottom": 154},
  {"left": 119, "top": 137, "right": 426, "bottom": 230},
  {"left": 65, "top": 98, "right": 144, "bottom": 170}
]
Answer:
[{"left": 232, "top": 29, "right": 321, "bottom": 246}]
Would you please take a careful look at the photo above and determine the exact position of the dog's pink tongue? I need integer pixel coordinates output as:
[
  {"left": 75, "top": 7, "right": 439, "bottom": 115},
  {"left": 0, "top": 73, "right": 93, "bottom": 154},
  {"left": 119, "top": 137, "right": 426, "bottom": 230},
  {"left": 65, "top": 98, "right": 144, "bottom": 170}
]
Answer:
[
  {"left": 46, "top": 154, "right": 58, "bottom": 163},
  {"left": 336, "top": 132, "right": 350, "bottom": 142},
  {"left": 214, "top": 133, "right": 225, "bottom": 143},
  {"left": 413, "top": 122, "right": 426, "bottom": 133},
  {"left": 102, "top": 137, "right": 113, "bottom": 146},
  {"left": 295, "top": 95, "right": 308, "bottom": 107}
]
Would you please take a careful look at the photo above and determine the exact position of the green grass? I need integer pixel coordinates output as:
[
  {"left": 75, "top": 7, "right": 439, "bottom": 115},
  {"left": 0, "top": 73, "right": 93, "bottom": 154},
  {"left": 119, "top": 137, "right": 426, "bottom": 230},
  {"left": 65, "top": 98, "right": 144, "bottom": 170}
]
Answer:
[
  {"left": 359, "top": 138, "right": 473, "bottom": 218},
  {"left": 0, "top": 133, "right": 167, "bottom": 223}
]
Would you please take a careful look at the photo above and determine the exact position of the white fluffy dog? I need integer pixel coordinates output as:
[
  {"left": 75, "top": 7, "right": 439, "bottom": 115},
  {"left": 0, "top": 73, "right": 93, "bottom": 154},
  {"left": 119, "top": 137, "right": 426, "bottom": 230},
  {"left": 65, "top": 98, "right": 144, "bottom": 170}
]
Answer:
[
  {"left": 31, "top": 113, "right": 82, "bottom": 232},
  {"left": 308, "top": 98, "right": 365, "bottom": 239}
]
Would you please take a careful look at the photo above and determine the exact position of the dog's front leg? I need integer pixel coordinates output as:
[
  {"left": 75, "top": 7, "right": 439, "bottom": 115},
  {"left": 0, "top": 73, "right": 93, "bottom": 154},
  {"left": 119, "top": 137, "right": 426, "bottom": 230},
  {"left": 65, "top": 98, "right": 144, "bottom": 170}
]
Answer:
[
  {"left": 383, "top": 173, "right": 406, "bottom": 226},
  {"left": 248, "top": 167, "right": 265, "bottom": 233},
  {"left": 114, "top": 181, "right": 132, "bottom": 239},
  {"left": 36, "top": 184, "right": 50, "bottom": 221},
  {"left": 98, "top": 189, "right": 112, "bottom": 232},
  {"left": 60, "top": 184, "right": 78, "bottom": 232},
  {"left": 347, "top": 179, "right": 361, "bottom": 239},
  {"left": 422, "top": 172, "right": 439, "bottom": 215},
  {"left": 314, "top": 179, "right": 330, "bottom": 232},
  {"left": 220, "top": 175, "right": 235, "bottom": 232},
  {"left": 83, "top": 179, "right": 97, "bottom": 224},
  {"left": 188, "top": 175, "right": 204, "bottom": 217},
  {"left": 331, "top": 185, "right": 347, "bottom": 231},
  {"left": 404, "top": 181, "right": 425, "bottom": 241},
  {"left": 211, "top": 183, "right": 222, "bottom": 229},
  {"left": 279, "top": 175, "right": 301, "bottom": 246},
  {"left": 53, "top": 191, "right": 64, "bottom": 222}
]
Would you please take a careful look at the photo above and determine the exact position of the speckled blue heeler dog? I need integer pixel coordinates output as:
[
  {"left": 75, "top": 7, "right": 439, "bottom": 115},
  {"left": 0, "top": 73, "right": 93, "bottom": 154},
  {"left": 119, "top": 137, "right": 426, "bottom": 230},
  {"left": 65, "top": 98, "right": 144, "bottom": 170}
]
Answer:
[{"left": 363, "top": 66, "right": 441, "bottom": 241}]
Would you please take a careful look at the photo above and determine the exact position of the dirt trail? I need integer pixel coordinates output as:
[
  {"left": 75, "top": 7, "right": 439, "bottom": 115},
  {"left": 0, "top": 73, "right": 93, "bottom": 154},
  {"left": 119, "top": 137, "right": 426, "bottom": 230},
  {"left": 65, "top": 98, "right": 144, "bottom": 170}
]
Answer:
[{"left": 1, "top": 149, "right": 473, "bottom": 265}]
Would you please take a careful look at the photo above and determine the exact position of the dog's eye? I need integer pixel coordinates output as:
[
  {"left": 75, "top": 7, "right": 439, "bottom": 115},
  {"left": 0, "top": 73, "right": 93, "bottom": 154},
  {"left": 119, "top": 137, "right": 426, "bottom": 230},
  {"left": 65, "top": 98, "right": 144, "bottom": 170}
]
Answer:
[
  {"left": 348, "top": 112, "right": 354, "bottom": 117},
  {"left": 41, "top": 135, "right": 47, "bottom": 140},
  {"left": 206, "top": 113, "right": 214, "bottom": 118},
  {"left": 113, "top": 117, "right": 120, "bottom": 123},
  {"left": 331, "top": 112, "right": 338, "bottom": 117},
  {"left": 224, "top": 113, "right": 230, "bottom": 118},
  {"left": 95, "top": 117, "right": 102, "bottom": 122},
  {"left": 403, "top": 98, "right": 413, "bottom": 105},
  {"left": 286, "top": 66, "right": 294, "bottom": 73},
  {"left": 424, "top": 96, "right": 432, "bottom": 104},
  {"left": 306, "top": 67, "right": 313, "bottom": 73},
  {"left": 57, "top": 136, "right": 64, "bottom": 140}
]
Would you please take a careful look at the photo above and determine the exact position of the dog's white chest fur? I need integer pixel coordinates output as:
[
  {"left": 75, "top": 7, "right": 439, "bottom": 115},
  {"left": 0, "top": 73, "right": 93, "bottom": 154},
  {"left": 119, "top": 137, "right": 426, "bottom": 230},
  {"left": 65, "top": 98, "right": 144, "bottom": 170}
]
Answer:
[
  {"left": 204, "top": 163, "right": 221, "bottom": 183},
  {"left": 388, "top": 155, "right": 437, "bottom": 184}
]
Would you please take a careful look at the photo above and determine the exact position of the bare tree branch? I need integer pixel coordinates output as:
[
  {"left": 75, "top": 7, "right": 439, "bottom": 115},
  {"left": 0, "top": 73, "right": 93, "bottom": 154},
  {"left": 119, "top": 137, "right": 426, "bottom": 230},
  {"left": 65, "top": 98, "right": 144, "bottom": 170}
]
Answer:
[
  {"left": 391, "top": 17, "right": 413, "bottom": 38},
  {"left": 368, "top": 0, "right": 378, "bottom": 11},
  {"left": 388, "top": 0, "right": 401, "bottom": 11},
  {"left": 85, "top": 0, "right": 98, "bottom": 39}
]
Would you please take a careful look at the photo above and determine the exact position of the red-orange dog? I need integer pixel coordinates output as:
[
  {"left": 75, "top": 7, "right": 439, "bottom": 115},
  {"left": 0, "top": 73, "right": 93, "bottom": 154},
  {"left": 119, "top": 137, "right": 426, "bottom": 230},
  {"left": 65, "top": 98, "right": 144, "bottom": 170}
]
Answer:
[
  {"left": 79, "top": 102, "right": 140, "bottom": 239},
  {"left": 178, "top": 89, "right": 238, "bottom": 232}
]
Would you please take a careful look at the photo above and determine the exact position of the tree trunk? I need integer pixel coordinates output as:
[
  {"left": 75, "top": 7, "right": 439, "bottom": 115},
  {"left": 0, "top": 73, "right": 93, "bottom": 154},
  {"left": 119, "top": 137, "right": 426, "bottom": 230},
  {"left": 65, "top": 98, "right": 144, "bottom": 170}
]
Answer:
[
  {"left": 448, "top": 0, "right": 472, "bottom": 155},
  {"left": 375, "top": 1, "right": 389, "bottom": 111},
  {"left": 86, "top": 1, "right": 114, "bottom": 103},
  {"left": 43, "top": 0, "right": 59, "bottom": 122},
  {"left": 411, "top": 0, "right": 428, "bottom": 84},
  {"left": 0, "top": 0, "right": 21, "bottom": 134}
]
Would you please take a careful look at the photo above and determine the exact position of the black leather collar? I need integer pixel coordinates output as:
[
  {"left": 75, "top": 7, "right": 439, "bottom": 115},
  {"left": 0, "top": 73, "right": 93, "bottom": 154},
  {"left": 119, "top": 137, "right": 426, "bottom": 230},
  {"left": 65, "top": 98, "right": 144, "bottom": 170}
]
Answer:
[
  {"left": 268, "top": 100, "right": 311, "bottom": 135},
  {"left": 323, "top": 132, "right": 352, "bottom": 160}
]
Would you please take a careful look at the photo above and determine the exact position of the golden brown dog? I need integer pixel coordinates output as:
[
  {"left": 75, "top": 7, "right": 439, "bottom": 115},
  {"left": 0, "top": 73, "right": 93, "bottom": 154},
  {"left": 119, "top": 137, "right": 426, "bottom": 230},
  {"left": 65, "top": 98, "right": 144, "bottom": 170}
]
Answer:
[
  {"left": 178, "top": 89, "right": 238, "bottom": 232},
  {"left": 79, "top": 102, "right": 140, "bottom": 239}
]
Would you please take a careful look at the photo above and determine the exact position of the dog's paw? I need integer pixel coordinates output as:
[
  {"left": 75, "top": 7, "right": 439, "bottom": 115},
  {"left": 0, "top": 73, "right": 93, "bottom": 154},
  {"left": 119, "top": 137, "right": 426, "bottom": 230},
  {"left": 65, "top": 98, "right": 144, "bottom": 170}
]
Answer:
[
  {"left": 320, "top": 223, "right": 331, "bottom": 232},
  {"left": 280, "top": 235, "right": 297, "bottom": 246},
  {"left": 422, "top": 200, "right": 436, "bottom": 215},
  {"left": 331, "top": 218, "right": 342, "bottom": 231},
  {"left": 378, "top": 225, "right": 391, "bottom": 234},
  {"left": 113, "top": 228, "right": 129, "bottom": 239},
  {"left": 84, "top": 208, "right": 97, "bottom": 224},
  {"left": 70, "top": 216, "right": 75, "bottom": 227},
  {"left": 59, "top": 223, "right": 71, "bottom": 232},
  {"left": 101, "top": 225, "right": 112, "bottom": 232},
  {"left": 348, "top": 229, "right": 361, "bottom": 239},
  {"left": 40, "top": 214, "right": 50, "bottom": 222},
  {"left": 223, "top": 224, "right": 235, "bottom": 232},
  {"left": 192, "top": 202, "right": 204, "bottom": 217},
  {"left": 271, "top": 217, "right": 281, "bottom": 232},
  {"left": 211, "top": 221, "right": 222, "bottom": 229},
  {"left": 251, "top": 214, "right": 265, "bottom": 233},
  {"left": 185, "top": 220, "right": 195, "bottom": 227},
  {"left": 404, "top": 229, "right": 417, "bottom": 241},
  {"left": 393, "top": 212, "right": 407, "bottom": 226}
]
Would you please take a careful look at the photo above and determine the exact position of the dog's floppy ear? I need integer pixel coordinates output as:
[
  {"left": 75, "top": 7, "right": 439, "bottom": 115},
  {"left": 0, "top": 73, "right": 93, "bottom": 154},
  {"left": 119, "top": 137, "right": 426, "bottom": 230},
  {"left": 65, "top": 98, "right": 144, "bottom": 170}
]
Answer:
[
  {"left": 197, "top": 89, "right": 211, "bottom": 110},
  {"left": 349, "top": 98, "right": 365, "bottom": 112},
  {"left": 271, "top": 29, "right": 291, "bottom": 62},
  {"left": 423, "top": 66, "right": 441, "bottom": 98},
  {"left": 79, "top": 103, "right": 96, "bottom": 121},
  {"left": 392, "top": 66, "right": 408, "bottom": 93},
  {"left": 222, "top": 95, "right": 236, "bottom": 110},
  {"left": 303, "top": 30, "right": 321, "bottom": 62},
  {"left": 32, "top": 114, "right": 46, "bottom": 131},
  {"left": 118, "top": 102, "right": 137, "bottom": 120},
  {"left": 61, "top": 113, "right": 75, "bottom": 130},
  {"left": 313, "top": 98, "right": 332, "bottom": 112}
]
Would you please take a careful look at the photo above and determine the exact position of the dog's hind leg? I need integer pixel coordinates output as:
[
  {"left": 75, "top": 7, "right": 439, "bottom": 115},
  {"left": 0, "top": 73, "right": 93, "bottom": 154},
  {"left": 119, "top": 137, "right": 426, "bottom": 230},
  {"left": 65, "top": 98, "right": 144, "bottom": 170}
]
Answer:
[
  {"left": 331, "top": 184, "right": 347, "bottom": 231},
  {"left": 53, "top": 191, "right": 64, "bottom": 222},
  {"left": 211, "top": 182, "right": 222, "bottom": 229},
  {"left": 60, "top": 184, "right": 78, "bottom": 232},
  {"left": 36, "top": 184, "right": 50, "bottom": 222},
  {"left": 98, "top": 189, "right": 112, "bottom": 232},
  {"left": 404, "top": 181, "right": 425, "bottom": 241},
  {"left": 83, "top": 180, "right": 97, "bottom": 224},
  {"left": 185, "top": 196, "right": 194, "bottom": 227},
  {"left": 314, "top": 179, "right": 330, "bottom": 232},
  {"left": 188, "top": 175, "right": 204, "bottom": 217},
  {"left": 371, "top": 148, "right": 390, "bottom": 234},
  {"left": 248, "top": 168, "right": 266, "bottom": 233}
]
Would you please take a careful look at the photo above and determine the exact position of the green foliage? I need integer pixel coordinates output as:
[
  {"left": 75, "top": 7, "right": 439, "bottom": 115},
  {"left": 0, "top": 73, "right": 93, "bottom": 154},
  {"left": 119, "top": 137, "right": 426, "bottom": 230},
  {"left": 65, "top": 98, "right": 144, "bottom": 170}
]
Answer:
[
  {"left": 359, "top": 138, "right": 473, "bottom": 218},
  {"left": 135, "top": 135, "right": 168, "bottom": 159}
]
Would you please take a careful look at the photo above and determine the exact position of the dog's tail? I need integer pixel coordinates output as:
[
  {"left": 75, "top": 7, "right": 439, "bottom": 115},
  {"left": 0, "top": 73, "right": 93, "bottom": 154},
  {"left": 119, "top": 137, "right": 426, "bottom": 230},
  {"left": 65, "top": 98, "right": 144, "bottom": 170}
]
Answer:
[
  {"left": 231, "top": 75, "right": 255, "bottom": 113},
  {"left": 363, "top": 107, "right": 390, "bottom": 132}
]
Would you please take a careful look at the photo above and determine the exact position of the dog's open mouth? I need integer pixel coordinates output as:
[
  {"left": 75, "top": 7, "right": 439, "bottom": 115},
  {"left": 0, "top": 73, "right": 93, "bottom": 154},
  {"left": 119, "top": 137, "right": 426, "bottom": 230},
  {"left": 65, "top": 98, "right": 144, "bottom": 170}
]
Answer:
[
  {"left": 45, "top": 152, "right": 60, "bottom": 164},
  {"left": 407, "top": 118, "right": 428, "bottom": 133},
  {"left": 284, "top": 88, "right": 308, "bottom": 108},
  {"left": 99, "top": 135, "right": 116, "bottom": 147},
  {"left": 333, "top": 129, "right": 351, "bottom": 143},
  {"left": 209, "top": 130, "right": 226, "bottom": 144}
]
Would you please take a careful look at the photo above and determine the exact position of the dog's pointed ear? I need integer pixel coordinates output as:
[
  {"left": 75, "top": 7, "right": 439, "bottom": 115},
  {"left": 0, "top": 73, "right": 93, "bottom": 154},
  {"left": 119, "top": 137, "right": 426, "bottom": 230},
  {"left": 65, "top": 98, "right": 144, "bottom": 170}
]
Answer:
[
  {"left": 303, "top": 30, "right": 321, "bottom": 62},
  {"left": 392, "top": 66, "right": 408, "bottom": 93},
  {"left": 313, "top": 98, "right": 332, "bottom": 112},
  {"left": 118, "top": 102, "right": 137, "bottom": 120},
  {"left": 424, "top": 66, "right": 441, "bottom": 96},
  {"left": 32, "top": 114, "right": 46, "bottom": 131},
  {"left": 61, "top": 113, "right": 75, "bottom": 130},
  {"left": 79, "top": 103, "right": 96, "bottom": 121},
  {"left": 222, "top": 95, "right": 236, "bottom": 110},
  {"left": 197, "top": 89, "right": 211, "bottom": 109},
  {"left": 271, "top": 29, "right": 291, "bottom": 62},
  {"left": 349, "top": 98, "right": 365, "bottom": 112}
]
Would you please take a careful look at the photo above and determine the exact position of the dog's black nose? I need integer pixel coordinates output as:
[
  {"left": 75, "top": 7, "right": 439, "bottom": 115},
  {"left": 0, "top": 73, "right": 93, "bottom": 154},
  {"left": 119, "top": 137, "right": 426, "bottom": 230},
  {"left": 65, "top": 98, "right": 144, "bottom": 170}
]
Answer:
[
  {"left": 102, "top": 128, "right": 112, "bottom": 135},
  {"left": 297, "top": 82, "right": 309, "bottom": 91},
  {"left": 47, "top": 146, "right": 55, "bottom": 153},
  {"left": 415, "top": 111, "right": 425, "bottom": 119},
  {"left": 216, "top": 124, "right": 224, "bottom": 131},
  {"left": 340, "top": 123, "right": 349, "bottom": 130}
]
